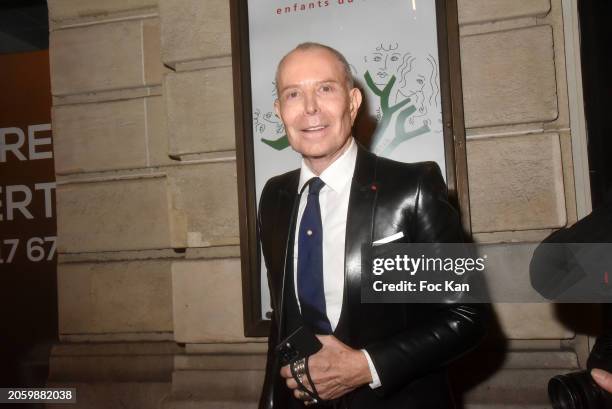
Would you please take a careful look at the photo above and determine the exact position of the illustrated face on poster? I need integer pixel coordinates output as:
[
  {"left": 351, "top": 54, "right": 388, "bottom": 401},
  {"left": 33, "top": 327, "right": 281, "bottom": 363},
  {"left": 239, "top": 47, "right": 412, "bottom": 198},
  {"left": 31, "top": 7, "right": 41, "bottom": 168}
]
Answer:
[
  {"left": 364, "top": 43, "right": 408, "bottom": 88},
  {"left": 247, "top": 0, "right": 446, "bottom": 317}
]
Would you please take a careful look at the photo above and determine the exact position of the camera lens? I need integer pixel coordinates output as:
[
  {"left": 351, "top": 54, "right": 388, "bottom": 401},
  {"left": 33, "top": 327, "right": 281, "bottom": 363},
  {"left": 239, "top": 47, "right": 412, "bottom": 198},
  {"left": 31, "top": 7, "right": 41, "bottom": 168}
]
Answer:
[{"left": 549, "top": 371, "right": 612, "bottom": 409}]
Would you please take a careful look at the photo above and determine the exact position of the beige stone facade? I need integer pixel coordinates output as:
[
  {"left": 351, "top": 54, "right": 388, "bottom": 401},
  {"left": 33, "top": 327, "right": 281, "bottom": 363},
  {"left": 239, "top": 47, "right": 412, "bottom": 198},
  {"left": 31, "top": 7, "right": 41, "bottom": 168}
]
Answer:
[{"left": 48, "top": 0, "right": 588, "bottom": 407}]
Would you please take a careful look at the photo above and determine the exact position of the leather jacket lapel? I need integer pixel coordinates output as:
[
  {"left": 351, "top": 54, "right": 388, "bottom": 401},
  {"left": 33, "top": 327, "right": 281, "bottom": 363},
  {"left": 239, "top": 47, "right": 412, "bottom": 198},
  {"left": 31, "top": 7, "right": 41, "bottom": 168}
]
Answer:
[
  {"left": 274, "top": 171, "right": 300, "bottom": 341},
  {"left": 335, "top": 146, "right": 378, "bottom": 345}
]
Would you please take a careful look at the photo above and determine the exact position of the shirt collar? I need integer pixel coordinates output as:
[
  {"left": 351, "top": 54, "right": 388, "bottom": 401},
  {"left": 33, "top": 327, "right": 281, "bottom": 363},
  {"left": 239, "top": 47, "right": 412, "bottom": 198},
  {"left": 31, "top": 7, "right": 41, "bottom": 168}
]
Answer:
[{"left": 298, "top": 138, "right": 357, "bottom": 193}]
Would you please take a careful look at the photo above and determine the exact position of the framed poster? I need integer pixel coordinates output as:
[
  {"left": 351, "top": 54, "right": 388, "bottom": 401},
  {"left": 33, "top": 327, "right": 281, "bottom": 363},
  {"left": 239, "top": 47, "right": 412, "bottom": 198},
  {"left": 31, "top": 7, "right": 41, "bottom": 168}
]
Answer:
[{"left": 230, "top": 0, "right": 469, "bottom": 337}]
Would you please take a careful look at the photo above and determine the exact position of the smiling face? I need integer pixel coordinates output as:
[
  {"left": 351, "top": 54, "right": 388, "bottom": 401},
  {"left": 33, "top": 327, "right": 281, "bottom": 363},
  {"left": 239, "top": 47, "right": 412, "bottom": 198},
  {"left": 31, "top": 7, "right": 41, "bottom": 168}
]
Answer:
[{"left": 274, "top": 47, "right": 362, "bottom": 174}]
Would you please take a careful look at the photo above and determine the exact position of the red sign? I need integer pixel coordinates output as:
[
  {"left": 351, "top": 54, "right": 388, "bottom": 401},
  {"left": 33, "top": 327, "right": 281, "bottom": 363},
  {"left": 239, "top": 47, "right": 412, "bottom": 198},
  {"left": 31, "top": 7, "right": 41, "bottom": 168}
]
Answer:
[{"left": 0, "top": 50, "right": 57, "bottom": 373}]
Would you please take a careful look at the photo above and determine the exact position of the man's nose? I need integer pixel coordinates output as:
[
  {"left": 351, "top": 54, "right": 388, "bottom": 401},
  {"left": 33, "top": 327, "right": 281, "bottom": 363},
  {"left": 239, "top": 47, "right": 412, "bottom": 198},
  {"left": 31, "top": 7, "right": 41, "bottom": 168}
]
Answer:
[{"left": 304, "top": 92, "right": 319, "bottom": 115}]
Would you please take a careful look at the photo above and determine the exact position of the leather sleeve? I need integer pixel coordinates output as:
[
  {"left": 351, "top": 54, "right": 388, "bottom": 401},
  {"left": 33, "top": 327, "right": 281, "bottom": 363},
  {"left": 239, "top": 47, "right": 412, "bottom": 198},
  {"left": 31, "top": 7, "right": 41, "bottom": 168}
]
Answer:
[
  {"left": 257, "top": 181, "right": 276, "bottom": 409},
  {"left": 365, "top": 163, "right": 488, "bottom": 397},
  {"left": 258, "top": 314, "right": 279, "bottom": 409},
  {"left": 258, "top": 177, "right": 291, "bottom": 409}
]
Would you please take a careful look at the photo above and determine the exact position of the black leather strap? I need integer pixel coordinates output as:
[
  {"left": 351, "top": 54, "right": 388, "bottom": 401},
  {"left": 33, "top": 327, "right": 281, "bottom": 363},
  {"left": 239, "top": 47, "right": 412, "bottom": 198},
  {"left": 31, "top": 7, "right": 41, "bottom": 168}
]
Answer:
[
  {"left": 304, "top": 356, "right": 321, "bottom": 400},
  {"left": 290, "top": 356, "right": 323, "bottom": 404}
]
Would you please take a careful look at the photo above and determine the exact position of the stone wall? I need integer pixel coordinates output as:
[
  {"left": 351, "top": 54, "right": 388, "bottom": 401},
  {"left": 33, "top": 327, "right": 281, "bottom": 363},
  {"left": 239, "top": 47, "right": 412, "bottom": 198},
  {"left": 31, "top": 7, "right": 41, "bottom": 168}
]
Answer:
[{"left": 47, "top": 0, "right": 585, "bottom": 408}]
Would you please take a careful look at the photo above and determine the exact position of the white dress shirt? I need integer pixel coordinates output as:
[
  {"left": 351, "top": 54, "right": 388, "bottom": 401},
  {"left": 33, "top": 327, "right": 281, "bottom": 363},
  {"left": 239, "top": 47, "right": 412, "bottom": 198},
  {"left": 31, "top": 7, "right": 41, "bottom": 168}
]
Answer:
[{"left": 293, "top": 138, "right": 381, "bottom": 388}]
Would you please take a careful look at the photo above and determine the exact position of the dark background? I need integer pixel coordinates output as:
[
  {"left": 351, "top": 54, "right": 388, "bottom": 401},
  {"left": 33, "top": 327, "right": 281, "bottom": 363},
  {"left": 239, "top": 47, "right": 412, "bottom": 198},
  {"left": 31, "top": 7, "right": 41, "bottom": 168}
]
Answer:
[
  {"left": 0, "top": 0, "right": 48, "bottom": 54},
  {"left": 579, "top": 0, "right": 612, "bottom": 209}
]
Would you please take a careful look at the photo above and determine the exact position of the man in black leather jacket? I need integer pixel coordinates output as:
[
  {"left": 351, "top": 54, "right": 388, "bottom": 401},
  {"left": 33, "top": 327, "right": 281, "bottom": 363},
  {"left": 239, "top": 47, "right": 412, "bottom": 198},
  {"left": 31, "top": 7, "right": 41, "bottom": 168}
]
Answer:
[{"left": 258, "top": 42, "right": 487, "bottom": 409}]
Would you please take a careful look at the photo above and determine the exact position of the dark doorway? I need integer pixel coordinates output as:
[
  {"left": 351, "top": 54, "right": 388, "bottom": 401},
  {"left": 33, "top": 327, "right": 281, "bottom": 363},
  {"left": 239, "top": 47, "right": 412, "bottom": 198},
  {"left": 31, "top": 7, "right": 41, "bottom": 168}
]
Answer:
[{"left": 578, "top": 0, "right": 612, "bottom": 209}]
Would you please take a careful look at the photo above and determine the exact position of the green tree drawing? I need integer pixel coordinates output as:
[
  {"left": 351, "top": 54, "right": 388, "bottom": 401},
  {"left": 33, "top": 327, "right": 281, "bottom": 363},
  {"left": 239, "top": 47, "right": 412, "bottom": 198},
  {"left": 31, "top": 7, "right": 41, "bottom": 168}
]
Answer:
[
  {"left": 261, "top": 133, "right": 289, "bottom": 150},
  {"left": 364, "top": 70, "right": 430, "bottom": 155}
]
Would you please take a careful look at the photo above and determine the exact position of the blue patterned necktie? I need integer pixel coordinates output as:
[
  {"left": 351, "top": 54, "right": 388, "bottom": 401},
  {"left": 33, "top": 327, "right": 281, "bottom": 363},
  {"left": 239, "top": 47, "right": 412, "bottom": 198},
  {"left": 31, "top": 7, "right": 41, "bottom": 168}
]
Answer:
[{"left": 297, "top": 177, "right": 332, "bottom": 334}]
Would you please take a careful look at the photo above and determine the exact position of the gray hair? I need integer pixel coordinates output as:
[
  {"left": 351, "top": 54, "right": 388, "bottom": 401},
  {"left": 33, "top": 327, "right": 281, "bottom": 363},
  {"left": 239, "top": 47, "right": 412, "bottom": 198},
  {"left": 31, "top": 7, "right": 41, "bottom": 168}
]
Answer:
[{"left": 275, "top": 42, "right": 354, "bottom": 96}]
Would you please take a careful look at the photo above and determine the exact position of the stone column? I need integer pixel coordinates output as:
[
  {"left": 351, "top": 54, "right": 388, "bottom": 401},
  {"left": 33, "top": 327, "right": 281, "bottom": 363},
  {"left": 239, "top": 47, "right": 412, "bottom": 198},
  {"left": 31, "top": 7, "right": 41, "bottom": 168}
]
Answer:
[
  {"left": 48, "top": 1, "right": 186, "bottom": 407},
  {"left": 158, "top": 0, "right": 266, "bottom": 407},
  {"left": 457, "top": 0, "right": 589, "bottom": 407}
]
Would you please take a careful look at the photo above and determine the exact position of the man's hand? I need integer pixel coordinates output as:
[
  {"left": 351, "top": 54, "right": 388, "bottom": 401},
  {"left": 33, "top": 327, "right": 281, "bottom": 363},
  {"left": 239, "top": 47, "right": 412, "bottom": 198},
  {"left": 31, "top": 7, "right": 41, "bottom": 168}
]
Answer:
[
  {"left": 280, "top": 335, "right": 372, "bottom": 402},
  {"left": 592, "top": 368, "right": 612, "bottom": 393}
]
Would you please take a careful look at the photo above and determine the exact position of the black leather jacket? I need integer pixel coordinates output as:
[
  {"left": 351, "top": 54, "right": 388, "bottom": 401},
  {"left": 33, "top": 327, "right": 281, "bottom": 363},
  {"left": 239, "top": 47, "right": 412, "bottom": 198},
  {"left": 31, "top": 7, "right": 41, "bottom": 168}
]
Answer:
[{"left": 258, "top": 146, "right": 487, "bottom": 409}]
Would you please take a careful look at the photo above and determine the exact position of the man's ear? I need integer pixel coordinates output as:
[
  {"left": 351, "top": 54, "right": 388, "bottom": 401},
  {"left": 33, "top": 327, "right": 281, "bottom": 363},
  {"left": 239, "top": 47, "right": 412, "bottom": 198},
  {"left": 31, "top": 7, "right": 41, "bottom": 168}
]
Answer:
[
  {"left": 274, "top": 99, "right": 281, "bottom": 118},
  {"left": 349, "top": 88, "right": 363, "bottom": 122}
]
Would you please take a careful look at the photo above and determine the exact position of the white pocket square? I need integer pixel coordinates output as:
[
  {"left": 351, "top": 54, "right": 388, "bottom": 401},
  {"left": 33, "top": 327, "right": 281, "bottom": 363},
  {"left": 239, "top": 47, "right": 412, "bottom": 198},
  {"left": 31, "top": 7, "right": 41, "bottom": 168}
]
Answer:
[{"left": 373, "top": 231, "right": 404, "bottom": 245}]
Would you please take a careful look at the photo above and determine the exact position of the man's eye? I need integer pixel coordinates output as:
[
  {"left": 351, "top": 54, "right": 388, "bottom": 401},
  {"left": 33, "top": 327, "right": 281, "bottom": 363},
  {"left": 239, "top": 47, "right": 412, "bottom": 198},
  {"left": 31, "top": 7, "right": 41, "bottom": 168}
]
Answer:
[
  {"left": 320, "top": 85, "right": 333, "bottom": 93},
  {"left": 285, "top": 91, "right": 299, "bottom": 99},
  {"left": 391, "top": 56, "right": 399, "bottom": 61}
]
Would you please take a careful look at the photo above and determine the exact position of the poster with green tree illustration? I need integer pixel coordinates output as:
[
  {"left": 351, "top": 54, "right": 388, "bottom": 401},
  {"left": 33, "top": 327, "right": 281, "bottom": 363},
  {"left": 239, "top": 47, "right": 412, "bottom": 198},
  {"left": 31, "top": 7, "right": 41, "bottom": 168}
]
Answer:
[{"left": 240, "top": 0, "right": 460, "bottom": 323}]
